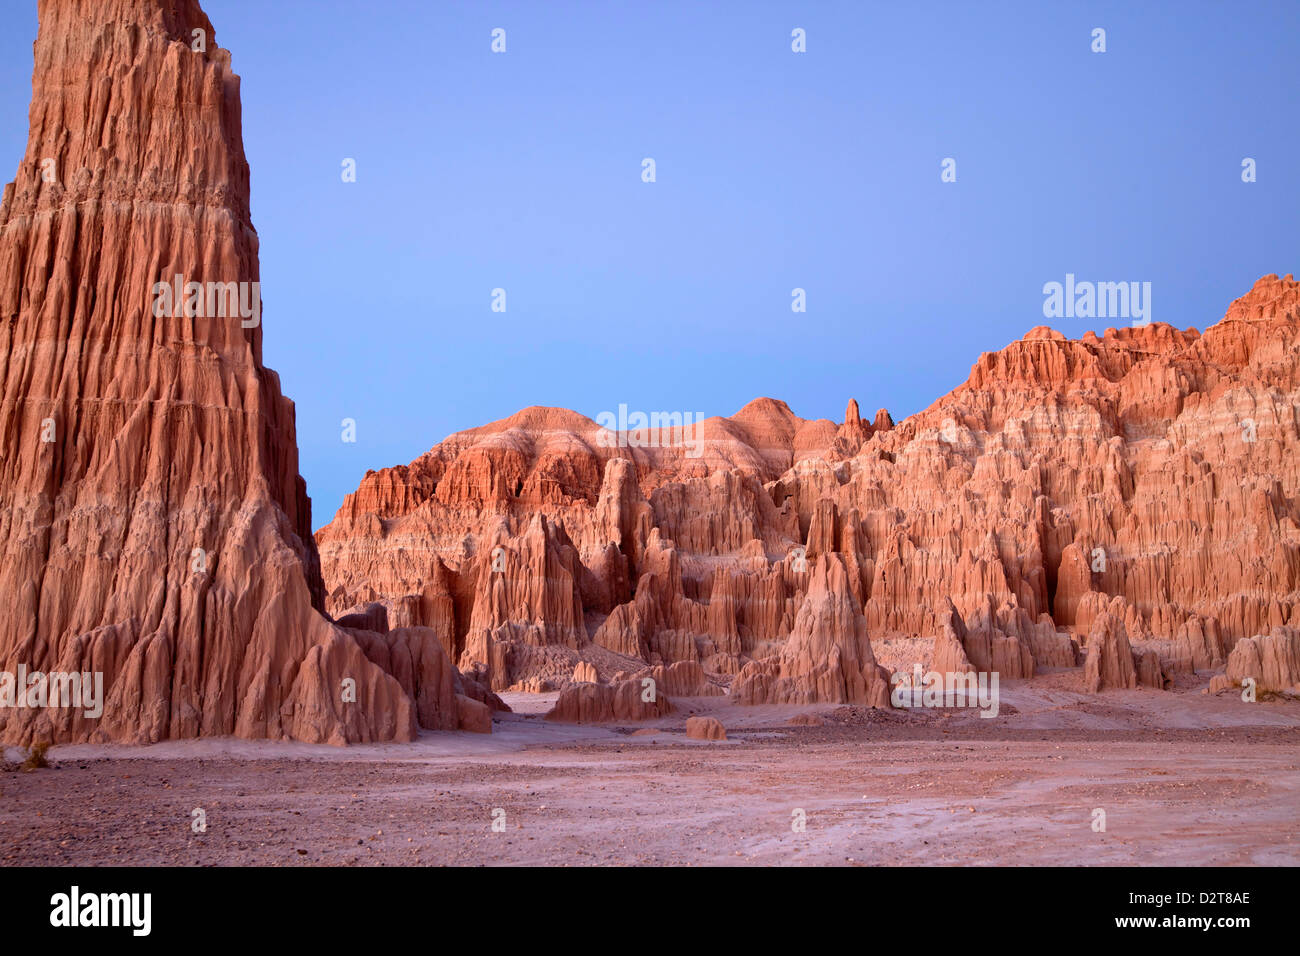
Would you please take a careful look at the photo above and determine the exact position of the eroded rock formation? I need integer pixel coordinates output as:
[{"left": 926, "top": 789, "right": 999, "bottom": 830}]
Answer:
[
  {"left": 0, "top": 0, "right": 488, "bottom": 744},
  {"left": 544, "top": 678, "right": 673, "bottom": 723},
  {"left": 685, "top": 716, "right": 727, "bottom": 740},
  {"left": 1223, "top": 627, "right": 1300, "bottom": 694},
  {"left": 731, "top": 555, "right": 892, "bottom": 706},
  {"left": 320, "top": 275, "right": 1300, "bottom": 705}
]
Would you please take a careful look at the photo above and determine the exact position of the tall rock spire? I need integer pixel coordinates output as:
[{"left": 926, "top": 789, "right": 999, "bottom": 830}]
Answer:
[{"left": 0, "top": 0, "right": 419, "bottom": 744}]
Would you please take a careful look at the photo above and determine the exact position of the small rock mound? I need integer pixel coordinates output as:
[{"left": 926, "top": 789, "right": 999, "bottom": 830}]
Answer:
[
  {"left": 455, "top": 696, "right": 492, "bottom": 734},
  {"left": 786, "top": 713, "right": 825, "bottom": 726},
  {"left": 685, "top": 716, "right": 727, "bottom": 740}
]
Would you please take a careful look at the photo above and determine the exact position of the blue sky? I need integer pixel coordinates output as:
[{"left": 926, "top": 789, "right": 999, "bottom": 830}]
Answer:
[{"left": 1, "top": 1, "right": 1296, "bottom": 527}]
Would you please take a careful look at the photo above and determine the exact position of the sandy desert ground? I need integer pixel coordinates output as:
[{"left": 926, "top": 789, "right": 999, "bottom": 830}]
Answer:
[{"left": 3, "top": 679, "right": 1298, "bottom": 867}]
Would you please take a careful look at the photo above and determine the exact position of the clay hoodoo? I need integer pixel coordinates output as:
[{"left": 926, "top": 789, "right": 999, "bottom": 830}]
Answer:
[{"left": 0, "top": 0, "right": 490, "bottom": 744}]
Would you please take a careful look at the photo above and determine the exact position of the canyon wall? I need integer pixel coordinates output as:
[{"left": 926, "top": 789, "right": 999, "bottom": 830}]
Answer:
[{"left": 319, "top": 275, "right": 1300, "bottom": 701}]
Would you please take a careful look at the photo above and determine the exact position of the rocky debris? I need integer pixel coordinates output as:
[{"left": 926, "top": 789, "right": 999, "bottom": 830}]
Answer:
[
  {"left": 685, "top": 716, "right": 727, "bottom": 740},
  {"left": 544, "top": 679, "right": 673, "bottom": 723}
]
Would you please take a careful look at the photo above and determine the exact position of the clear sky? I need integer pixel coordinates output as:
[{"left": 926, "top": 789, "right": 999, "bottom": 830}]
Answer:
[{"left": 1, "top": 1, "right": 1296, "bottom": 527}]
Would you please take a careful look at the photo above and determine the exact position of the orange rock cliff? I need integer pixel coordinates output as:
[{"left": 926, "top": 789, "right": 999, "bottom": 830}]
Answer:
[
  {"left": 317, "top": 275, "right": 1300, "bottom": 707},
  {"left": 0, "top": 0, "right": 497, "bottom": 745}
]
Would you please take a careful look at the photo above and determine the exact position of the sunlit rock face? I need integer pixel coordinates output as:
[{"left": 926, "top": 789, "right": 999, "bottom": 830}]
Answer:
[
  {"left": 0, "top": 0, "right": 488, "bottom": 744},
  {"left": 320, "top": 275, "right": 1300, "bottom": 704}
]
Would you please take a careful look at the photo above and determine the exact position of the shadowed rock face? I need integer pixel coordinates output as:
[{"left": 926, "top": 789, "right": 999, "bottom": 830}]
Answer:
[
  {"left": 0, "top": 0, "right": 482, "bottom": 744},
  {"left": 320, "top": 275, "right": 1300, "bottom": 704}
]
